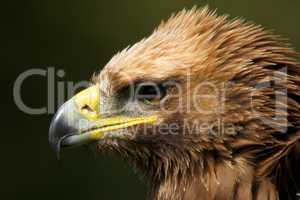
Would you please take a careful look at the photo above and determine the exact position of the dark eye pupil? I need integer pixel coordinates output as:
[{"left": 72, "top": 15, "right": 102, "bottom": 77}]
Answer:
[
  {"left": 140, "top": 86, "right": 157, "bottom": 96},
  {"left": 136, "top": 84, "right": 166, "bottom": 101}
]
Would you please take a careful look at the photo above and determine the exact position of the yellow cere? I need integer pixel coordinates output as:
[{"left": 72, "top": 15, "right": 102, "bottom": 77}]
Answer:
[
  {"left": 74, "top": 85, "right": 100, "bottom": 121},
  {"left": 73, "top": 85, "right": 158, "bottom": 141},
  {"left": 89, "top": 115, "right": 158, "bottom": 140}
]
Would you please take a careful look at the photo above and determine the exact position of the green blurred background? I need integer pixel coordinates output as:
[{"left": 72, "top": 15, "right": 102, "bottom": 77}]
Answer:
[{"left": 3, "top": 0, "right": 300, "bottom": 199}]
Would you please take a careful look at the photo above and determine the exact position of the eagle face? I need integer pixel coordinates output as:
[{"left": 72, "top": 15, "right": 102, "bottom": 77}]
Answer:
[
  {"left": 49, "top": 7, "right": 300, "bottom": 200},
  {"left": 49, "top": 8, "right": 224, "bottom": 154}
]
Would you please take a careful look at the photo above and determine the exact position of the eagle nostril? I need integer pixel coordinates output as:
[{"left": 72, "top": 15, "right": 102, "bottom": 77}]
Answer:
[{"left": 81, "top": 104, "right": 94, "bottom": 113}]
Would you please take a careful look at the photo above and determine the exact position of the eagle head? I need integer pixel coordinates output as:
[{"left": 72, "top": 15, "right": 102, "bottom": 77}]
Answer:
[{"left": 49, "top": 7, "right": 300, "bottom": 200}]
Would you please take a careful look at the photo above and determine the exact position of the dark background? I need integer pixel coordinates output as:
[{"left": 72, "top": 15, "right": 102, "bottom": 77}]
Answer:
[{"left": 3, "top": 0, "right": 300, "bottom": 199}]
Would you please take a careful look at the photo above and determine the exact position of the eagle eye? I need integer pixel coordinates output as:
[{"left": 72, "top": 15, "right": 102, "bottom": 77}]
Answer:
[{"left": 135, "top": 82, "right": 167, "bottom": 106}]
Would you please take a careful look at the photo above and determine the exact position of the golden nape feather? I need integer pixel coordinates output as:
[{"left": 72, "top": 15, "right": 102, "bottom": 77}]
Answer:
[{"left": 50, "top": 7, "right": 300, "bottom": 200}]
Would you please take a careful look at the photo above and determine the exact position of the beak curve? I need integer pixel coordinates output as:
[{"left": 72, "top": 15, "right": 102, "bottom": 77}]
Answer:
[
  {"left": 48, "top": 98, "right": 90, "bottom": 158},
  {"left": 48, "top": 85, "right": 157, "bottom": 158}
]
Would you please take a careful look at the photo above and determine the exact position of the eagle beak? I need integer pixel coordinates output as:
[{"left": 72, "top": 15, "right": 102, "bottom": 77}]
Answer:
[{"left": 49, "top": 85, "right": 157, "bottom": 158}]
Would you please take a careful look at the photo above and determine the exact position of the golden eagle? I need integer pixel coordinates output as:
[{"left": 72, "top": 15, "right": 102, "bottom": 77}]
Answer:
[{"left": 49, "top": 7, "right": 300, "bottom": 200}]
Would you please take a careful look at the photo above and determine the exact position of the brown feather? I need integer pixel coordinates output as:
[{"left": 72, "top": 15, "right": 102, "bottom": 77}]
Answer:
[{"left": 95, "top": 7, "right": 300, "bottom": 200}]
